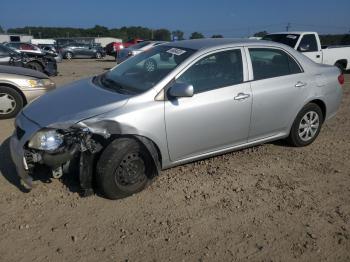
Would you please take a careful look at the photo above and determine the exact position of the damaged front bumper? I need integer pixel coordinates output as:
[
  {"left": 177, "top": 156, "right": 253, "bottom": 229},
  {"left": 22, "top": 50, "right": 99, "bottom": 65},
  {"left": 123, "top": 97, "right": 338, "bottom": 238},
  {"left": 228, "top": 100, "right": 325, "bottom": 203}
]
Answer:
[
  {"left": 10, "top": 113, "right": 102, "bottom": 194},
  {"left": 10, "top": 113, "right": 41, "bottom": 189}
]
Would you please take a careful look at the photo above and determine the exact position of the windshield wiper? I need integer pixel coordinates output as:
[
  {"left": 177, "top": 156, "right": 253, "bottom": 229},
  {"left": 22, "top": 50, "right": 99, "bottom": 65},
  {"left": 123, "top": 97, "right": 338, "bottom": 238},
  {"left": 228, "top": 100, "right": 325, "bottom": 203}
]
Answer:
[{"left": 100, "top": 75, "right": 137, "bottom": 95}]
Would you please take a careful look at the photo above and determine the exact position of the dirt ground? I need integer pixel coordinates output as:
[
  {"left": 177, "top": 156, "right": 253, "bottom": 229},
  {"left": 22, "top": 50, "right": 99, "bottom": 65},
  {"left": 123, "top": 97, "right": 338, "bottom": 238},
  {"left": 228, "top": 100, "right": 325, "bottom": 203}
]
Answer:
[{"left": 0, "top": 58, "right": 349, "bottom": 262}]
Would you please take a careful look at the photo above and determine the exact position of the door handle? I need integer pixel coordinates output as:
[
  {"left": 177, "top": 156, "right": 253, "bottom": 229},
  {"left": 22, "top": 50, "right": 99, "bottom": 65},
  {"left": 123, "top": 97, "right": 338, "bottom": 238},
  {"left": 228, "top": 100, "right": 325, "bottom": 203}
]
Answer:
[
  {"left": 295, "top": 81, "right": 307, "bottom": 88},
  {"left": 316, "top": 55, "right": 320, "bottom": 58},
  {"left": 234, "top": 93, "right": 250, "bottom": 101}
]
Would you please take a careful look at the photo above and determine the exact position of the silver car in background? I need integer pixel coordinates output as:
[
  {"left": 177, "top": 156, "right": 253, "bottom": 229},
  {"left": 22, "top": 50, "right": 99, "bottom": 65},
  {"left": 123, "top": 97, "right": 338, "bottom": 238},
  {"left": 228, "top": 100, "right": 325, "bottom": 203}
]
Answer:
[
  {"left": 116, "top": 41, "right": 166, "bottom": 63},
  {"left": 0, "top": 65, "right": 55, "bottom": 119},
  {"left": 10, "top": 39, "right": 343, "bottom": 199}
]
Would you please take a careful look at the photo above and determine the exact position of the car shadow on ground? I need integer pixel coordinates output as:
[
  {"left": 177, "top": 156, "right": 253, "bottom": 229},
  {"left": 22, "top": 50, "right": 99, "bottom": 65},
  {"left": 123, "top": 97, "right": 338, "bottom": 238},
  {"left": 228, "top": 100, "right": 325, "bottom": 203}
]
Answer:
[
  {"left": 270, "top": 139, "right": 294, "bottom": 147},
  {"left": 0, "top": 137, "right": 82, "bottom": 194}
]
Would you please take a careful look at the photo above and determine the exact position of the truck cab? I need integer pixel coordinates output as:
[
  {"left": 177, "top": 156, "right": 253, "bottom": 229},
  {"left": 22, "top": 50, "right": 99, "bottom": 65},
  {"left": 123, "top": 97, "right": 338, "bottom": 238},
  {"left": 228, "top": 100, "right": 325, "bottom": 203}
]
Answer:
[{"left": 263, "top": 32, "right": 350, "bottom": 71}]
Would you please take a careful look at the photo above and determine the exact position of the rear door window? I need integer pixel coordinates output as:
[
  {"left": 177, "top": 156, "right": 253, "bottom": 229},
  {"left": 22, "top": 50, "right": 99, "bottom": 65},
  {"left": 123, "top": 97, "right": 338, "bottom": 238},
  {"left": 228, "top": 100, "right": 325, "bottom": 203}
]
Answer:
[{"left": 249, "top": 48, "right": 302, "bottom": 80}]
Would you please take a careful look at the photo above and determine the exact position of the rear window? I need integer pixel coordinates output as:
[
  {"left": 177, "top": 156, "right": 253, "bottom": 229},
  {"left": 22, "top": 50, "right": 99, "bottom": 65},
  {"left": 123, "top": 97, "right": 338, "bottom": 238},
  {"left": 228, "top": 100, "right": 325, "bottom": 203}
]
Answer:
[
  {"left": 298, "top": 34, "right": 318, "bottom": 52},
  {"left": 263, "top": 34, "right": 300, "bottom": 48},
  {"left": 249, "top": 48, "right": 302, "bottom": 80}
]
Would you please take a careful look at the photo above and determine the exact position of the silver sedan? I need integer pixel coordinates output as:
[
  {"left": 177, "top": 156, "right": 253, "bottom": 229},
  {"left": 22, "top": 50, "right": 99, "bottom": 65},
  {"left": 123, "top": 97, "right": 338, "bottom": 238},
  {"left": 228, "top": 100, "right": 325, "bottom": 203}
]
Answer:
[{"left": 10, "top": 39, "right": 343, "bottom": 199}]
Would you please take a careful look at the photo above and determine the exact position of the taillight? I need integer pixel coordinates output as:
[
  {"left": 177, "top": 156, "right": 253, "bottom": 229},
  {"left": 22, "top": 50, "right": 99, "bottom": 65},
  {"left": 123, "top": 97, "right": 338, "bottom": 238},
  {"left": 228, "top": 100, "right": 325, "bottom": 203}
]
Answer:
[{"left": 338, "top": 73, "right": 344, "bottom": 86}]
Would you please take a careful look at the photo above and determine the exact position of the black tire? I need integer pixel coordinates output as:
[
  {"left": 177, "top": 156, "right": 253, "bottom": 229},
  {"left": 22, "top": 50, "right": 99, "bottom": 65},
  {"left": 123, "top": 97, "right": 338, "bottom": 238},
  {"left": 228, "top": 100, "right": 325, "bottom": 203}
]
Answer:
[
  {"left": 287, "top": 103, "right": 324, "bottom": 147},
  {"left": 27, "top": 61, "right": 43, "bottom": 72},
  {"left": 335, "top": 62, "right": 345, "bottom": 73},
  {"left": 0, "top": 86, "right": 24, "bottom": 119},
  {"left": 96, "top": 138, "right": 154, "bottom": 199},
  {"left": 95, "top": 52, "right": 102, "bottom": 59},
  {"left": 65, "top": 52, "right": 73, "bottom": 60}
]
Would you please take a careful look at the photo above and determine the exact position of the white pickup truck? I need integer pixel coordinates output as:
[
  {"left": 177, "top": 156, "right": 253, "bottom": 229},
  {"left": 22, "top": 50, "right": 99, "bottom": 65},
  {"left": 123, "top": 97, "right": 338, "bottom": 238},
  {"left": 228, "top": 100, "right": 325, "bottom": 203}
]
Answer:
[{"left": 263, "top": 31, "right": 350, "bottom": 72}]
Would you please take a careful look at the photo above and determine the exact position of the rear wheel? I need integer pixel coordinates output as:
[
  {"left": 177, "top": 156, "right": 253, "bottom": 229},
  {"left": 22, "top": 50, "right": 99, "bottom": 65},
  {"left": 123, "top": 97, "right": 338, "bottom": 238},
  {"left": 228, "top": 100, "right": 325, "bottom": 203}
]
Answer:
[
  {"left": 95, "top": 52, "right": 102, "bottom": 59},
  {"left": 144, "top": 58, "right": 157, "bottom": 72},
  {"left": 65, "top": 52, "right": 73, "bottom": 60},
  {"left": 27, "top": 61, "right": 43, "bottom": 72},
  {"left": 97, "top": 138, "right": 154, "bottom": 199},
  {"left": 287, "top": 103, "right": 323, "bottom": 147},
  {"left": 0, "top": 86, "right": 23, "bottom": 119}
]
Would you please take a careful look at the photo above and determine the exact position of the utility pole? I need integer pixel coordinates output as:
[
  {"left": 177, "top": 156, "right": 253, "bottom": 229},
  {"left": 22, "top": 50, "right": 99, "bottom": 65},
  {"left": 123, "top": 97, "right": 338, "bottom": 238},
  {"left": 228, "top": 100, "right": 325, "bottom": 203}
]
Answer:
[{"left": 286, "top": 22, "right": 291, "bottom": 32}]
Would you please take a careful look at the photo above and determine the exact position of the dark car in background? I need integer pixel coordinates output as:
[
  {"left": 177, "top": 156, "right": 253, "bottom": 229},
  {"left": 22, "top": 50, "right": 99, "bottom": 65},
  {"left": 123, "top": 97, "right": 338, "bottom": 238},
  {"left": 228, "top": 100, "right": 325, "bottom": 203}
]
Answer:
[
  {"left": 105, "top": 38, "right": 144, "bottom": 57},
  {"left": 5, "top": 42, "right": 62, "bottom": 63},
  {"left": 38, "top": 44, "right": 63, "bottom": 63},
  {"left": 59, "top": 42, "right": 106, "bottom": 59},
  {"left": 0, "top": 44, "right": 58, "bottom": 76}
]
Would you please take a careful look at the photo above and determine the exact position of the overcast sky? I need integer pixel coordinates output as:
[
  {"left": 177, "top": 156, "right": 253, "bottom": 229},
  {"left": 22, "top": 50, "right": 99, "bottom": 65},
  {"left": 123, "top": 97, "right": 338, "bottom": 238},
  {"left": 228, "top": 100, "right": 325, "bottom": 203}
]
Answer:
[{"left": 1, "top": 0, "right": 349, "bottom": 37}]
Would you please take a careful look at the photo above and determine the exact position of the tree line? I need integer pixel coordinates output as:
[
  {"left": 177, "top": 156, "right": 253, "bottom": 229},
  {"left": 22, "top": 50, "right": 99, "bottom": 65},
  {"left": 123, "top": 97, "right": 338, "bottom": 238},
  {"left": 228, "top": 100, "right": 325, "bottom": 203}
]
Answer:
[
  {"left": 2, "top": 25, "right": 217, "bottom": 41},
  {"left": 2, "top": 25, "right": 348, "bottom": 45}
]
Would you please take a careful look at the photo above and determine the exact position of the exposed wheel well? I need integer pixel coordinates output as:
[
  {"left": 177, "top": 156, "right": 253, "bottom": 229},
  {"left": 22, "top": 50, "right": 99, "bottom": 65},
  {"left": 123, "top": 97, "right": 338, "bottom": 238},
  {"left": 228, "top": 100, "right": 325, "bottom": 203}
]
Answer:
[
  {"left": 0, "top": 83, "right": 27, "bottom": 105},
  {"left": 309, "top": 99, "right": 326, "bottom": 121},
  {"left": 98, "top": 134, "right": 162, "bottom": 171},
  {"left": 335, "top": 59, "right": 347, "bottom": 70}
]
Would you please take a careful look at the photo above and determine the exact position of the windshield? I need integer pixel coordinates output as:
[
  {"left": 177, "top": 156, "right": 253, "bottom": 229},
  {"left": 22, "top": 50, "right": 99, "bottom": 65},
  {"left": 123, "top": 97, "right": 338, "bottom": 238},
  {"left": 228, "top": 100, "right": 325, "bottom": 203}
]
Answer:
[
  {"left": 0, "top": 44, "right": 19, "bottom": 55},
  {"left": 98, "top": 45, "right": 195, "bottom": 94},
  {"left": 263, "top": 34, "right": 300, "bottom": 48}
]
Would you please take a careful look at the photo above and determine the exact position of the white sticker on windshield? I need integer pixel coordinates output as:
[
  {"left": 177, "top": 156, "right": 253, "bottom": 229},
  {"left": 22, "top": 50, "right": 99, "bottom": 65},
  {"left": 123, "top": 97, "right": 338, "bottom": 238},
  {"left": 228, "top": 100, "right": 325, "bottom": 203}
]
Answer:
[
  {"left": 286, "top": 35, "right": 297, "bottom": 39},
  {"left": 166, "top": 48, "right": 187, "bottom": 56}
]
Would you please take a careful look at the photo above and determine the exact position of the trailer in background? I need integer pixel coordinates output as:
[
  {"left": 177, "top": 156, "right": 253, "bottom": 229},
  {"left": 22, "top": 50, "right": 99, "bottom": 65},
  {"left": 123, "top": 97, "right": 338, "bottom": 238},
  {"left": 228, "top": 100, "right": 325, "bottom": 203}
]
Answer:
[{"left": 0, "top": 34, "right": 33, "bottom": 43}]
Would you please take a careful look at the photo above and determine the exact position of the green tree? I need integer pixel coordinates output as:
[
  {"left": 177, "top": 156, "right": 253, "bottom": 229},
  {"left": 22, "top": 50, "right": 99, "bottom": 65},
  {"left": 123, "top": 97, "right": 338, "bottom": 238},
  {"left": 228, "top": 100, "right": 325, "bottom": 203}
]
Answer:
[
  {"left": 211, "top": 34, "right": 223, "bottom": 38},
  {"left": 172, "top": 30, "right": 185, "bottom": 40},
  {"left": 153, "top": 29, "right": 171, "bottom": 41},
  {"left": 190, "top": 32, "right": 204, "bottom": 39},
  {"left": 0, "top": 25, "right": 4, "bottom": 33}
]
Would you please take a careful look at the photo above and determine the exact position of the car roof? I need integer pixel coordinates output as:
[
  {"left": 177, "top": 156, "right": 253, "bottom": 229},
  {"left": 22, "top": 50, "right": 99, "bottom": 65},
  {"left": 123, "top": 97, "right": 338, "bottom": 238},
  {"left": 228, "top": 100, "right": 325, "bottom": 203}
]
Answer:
[{"left": 165, "top": 38, "right": 284, "bottom": 51}]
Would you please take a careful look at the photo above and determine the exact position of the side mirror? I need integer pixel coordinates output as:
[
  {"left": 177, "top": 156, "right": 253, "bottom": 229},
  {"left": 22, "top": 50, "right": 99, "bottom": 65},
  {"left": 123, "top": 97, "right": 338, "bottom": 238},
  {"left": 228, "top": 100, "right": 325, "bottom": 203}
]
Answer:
[
  {"left": 298, "top": 44, "right": 310, "bottom": 52},
  {"left": 168, "top": 82, "right": 194, "bottom": 98}
]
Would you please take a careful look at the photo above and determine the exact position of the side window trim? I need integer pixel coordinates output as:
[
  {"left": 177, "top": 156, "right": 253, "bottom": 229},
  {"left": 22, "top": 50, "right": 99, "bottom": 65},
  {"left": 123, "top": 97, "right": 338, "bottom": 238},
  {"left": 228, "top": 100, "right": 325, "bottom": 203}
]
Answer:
[{"left": 244, "top": 46, "right": 304, "bottom": 82}]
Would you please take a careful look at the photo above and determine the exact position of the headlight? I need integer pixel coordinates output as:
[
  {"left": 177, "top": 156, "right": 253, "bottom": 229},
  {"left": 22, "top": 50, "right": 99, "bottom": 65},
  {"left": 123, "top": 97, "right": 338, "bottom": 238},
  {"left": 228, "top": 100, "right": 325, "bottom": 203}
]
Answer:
[
  {"left": 28, "top": 129, "right": 63, "bottom": 151},
  {"left": 27, "top": 79, "right": 54, "bottom": 88}
]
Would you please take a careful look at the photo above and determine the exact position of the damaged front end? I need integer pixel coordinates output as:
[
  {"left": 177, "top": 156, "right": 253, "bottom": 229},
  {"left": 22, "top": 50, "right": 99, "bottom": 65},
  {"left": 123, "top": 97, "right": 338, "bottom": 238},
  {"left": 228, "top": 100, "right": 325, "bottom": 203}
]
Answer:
[{"left": 22, "top": 126, "right": 105, "bottom": 196}]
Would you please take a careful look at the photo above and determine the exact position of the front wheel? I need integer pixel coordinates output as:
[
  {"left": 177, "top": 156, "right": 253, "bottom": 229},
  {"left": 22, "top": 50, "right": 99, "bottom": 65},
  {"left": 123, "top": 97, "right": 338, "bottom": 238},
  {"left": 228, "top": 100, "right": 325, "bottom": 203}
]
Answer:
[
  {"left": 96, "top": 138, "right": 155, "bottom": 199},
  {"left": 0, "top": 86, "right": 23, "bottom": 119},
  {"left": 287, "top": 103, "right": 324, "bottom": 147}
]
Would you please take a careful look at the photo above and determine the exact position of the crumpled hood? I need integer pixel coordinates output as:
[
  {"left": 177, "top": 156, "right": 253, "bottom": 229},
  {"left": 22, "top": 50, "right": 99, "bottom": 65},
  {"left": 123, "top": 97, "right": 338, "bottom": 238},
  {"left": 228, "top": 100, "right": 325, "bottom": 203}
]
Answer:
[{"left": 23, "top": 77, "right": 130, "bottom": 128}]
